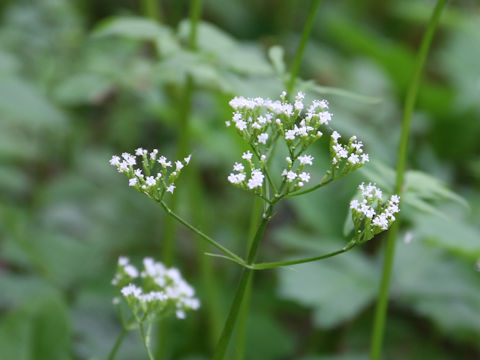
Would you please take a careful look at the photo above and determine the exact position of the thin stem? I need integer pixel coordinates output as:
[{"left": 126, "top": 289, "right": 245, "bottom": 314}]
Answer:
[
  {"left": 159, "top": 200, "right": 245, "bottom": 265},
  {"left": 188, "top": 0, "right": 203, "bottom": 50},
  {"left": 141, "top": 0, "right": 162, "bottom": 22},
  {"left": 286, "top": 174, "right": 332, "bottom": 197},
  {"left": 252, "top": 239, "right": 357, "bottom": 270},
  {"left": 213, "top": 205, "right": 274, "bottom": 360},
  {"left": 369, "top": 1, "right": 447, "bottom": 359},
  {"left": 139, "top": 322, "right": 155, "bottom": 360},
  {"left": 107, "top": 327, "right": 128, "bottom": 360},
  {"left": 234, "top": 197, "right": 263, "bottom": 360},
  {"left": 286, "top": 0, "right": 322, "bottom": 95}
]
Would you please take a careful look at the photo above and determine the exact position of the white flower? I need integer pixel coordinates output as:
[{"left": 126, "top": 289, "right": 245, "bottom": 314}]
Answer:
[
  {"left": 242, "top": 151, "right": 253, "bottom": 161},
  {"left": 285, "top": 129, "right": 296, "bottom": 140},
  {"left": 166, "top": 184, "right": 176, "bottom": 194},
  {"left": 175, "top": 161, "right": 184, "bottom": 171},
  {"left": 228, "top": 173, "right": 246, "bottom": 184},
  {"left": 135, "top": 148, "right": 147, "bottom": 156},
  {"left": 150, "top": 149, "right": 158, "bottom": 159},
  {"left": 247, "top": 169, "right": 264, "bottom": 189},
  {"left": 124, "top": 264, "right": 139, "bottom": 278},
  {"left": 236, "top": 120, "right": 247, "bottom": 131},
  {"left": 319, "top": 111, "right": 332, "bottom": 124},
  {"left": 233, "top": 162, "right": 244, "bottom": 172},
  {"left": 122, "top": 153, "right": 136, "bottom": 166},
  {"left": 298, "top": 154, "right": 314, "bottom": 166},
  {"left": 361, "top": 154, "right": 370, "bottom": 163},
  {"left": 184, "top": 154, "right": 192, "bottom": 164},
  {"left": 350, "top": 199, "right": 360, "bottom": 210},
  {"left": 257, "top": 133, "right": 269, "bottom": 144},
  {"left": 331, "top": 131, "right": 341, "bottom": 142},
  {"left": 119, "top": 257, "right": 129, "bottom": 266},
  {"left": 134, "top": 169, "right": 144, "bottom": 178},
  {"left": 373, "top": 213, "right": 389, "bottom": 230},
  {"left": 284, "top": 171, "right": 297, "bottom": 182},
  {"left": 146, "top": 176, "right": 156, "bottom": 187},
  {"left": 298, "top": 172, "right": 311, "bottom": 183},
  {"left": 348, "top": 153, "right": 360, "bottom": 165},
  {"left": 158, "top": 156, "right": 172, "bottom": 167},
  {"left": 129, "top": 178, "right": 138, "bottom": 187},
  {"left": 109, "top": 155, "right": 121, "bottom": 166}
]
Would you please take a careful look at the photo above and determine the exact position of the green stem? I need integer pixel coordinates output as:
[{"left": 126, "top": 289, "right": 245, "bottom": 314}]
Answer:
[
  {"left": 107, "top": 327, "right": 128, "bottom": 360},
  {"left": 159, "top": 200, "right": 245, "bottom": 265},
  {"left": 213, "top": 205, "right": 274, "bottom": 360},
  {"left": 234, "top": 197, "right": 263, "bottom": 360},
  {"left": 252, "top": 239, "right": 357, "bottom": 270},
  {"left": 286, "top": 0, "right": 322, "bottom": 95},
  {"left": 369, "top": 1, "right": 447, "bottom": 359},
  {"left": 286, "top": 174, "right": 332, "bottom": 197},
  {"left": 139, "top": 322, "right": 155, "bottom": 360},
  {"left": 188, "top": 0, "right": 203, "bottom": 49},
  {"left": 141, "top": 0, "right": 162, "bottom": 22}
]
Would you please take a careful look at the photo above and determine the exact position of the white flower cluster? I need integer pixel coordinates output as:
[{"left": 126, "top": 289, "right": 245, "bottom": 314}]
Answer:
[
  {"left": 228, "top": 92, "right": 330, "bottom": 149},
  {"left": 350, "top": 182, "right": 400, "bottom": 242},
  {"left": 110, "top": 148, "right": 191, "bottom": 200},
  {"left": 112, "top": 257, "right": 200, "bottom": 321},
  {"left": 281, "top": 154, "right": 313, "bottom": 190},
  {"left": 330, "top": 131, "right": 369, "bottom": 176},
  {"left": 227, "top": 151, "right": 265, "bottom": 193},
  {"left": 226, "top": 92, "right": 370, "bottom": 196}
]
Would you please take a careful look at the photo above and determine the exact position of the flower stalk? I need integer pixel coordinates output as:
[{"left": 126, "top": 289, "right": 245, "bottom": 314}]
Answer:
[{"left": 369, "top": 1, "right": 447, "bottom": 359}]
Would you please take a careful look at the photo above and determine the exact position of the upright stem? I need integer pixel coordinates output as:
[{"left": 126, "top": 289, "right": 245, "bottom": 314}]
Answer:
[
  {"left": 156, "top": 0, "right": 204, "bottom": 357},
  {"left": 234, "top": 197, "right": 263, "bottom": 360},
  {"left": 213, "top": 204, "right": 274, "bottom": 360},
  {"left": 141, "top": 0, "right": 162, "bottom": 22},
  {"left": 140, "top": 322, "right": 155, "bottom": 360},
  {"left": 286, "top": 0, "right": 322, "bottom": 95},
  {"left": 369, "top": 1, "right": 446, "bottom": 359},
  {"left": 107, "top": 327, "right": 128, "bottom": 360}
]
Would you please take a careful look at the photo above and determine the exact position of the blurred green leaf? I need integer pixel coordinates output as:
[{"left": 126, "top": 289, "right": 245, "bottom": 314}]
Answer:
[
  {"left": 268, "top": 45, "right": 286, "bottom": 76},
  {"left": 0, "top": 77, "right": 66, "bottom": 127},
  {"left": 53, "top": 73, "right": 113, "bottom": 105},
  {"left": 178, "top": 20, "right": 273, "bottom": 76},
  {"left": 0, "top": 291, "right": 71, "bottom": 360},
  {"left": 276, "top": 229, "right": 377, "bottom": 328}
]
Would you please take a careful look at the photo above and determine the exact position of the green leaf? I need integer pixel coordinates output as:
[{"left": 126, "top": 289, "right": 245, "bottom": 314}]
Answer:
[
  {"left": 0, "top": 77, "right": 66, "bottom": 128},
  {"left": 304, "top": 81, "right": 382, "bottom": 104},
  {"left": 0, "top": 290, "right": 71, "bottom": 360},
  {"left": 178, "top": 20, "right": 273, "bottom": 76},
  {"left": 53, "top": 73, "right": 113, "bottom": 105},
  {"left": 392, "top": 240, "right": 480, "bottom": 342},
  {"left": 276, "top": 229, "right": 377, "bottom": 328},
  {"left": 268, "top": 45, "right": 286, "bottom": 75}
]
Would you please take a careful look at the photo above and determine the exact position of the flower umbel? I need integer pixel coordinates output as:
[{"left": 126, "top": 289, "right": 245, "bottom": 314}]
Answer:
[
  {"left": 350, "top": 182, "right": 400, "bottom": 243},
  {"left": 110, "top": 149, "right": 191, "bottom": 200},
  {"left": 112, "top": 257, "right": 200, "bottom": 322},
  {"left": 226, "top": 92, "right": 370, "bottom": 197}
]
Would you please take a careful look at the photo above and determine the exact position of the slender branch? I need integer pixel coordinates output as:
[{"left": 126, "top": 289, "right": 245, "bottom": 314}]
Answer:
[
  {"left": 286, "top": 0, "right": 322, "bottom": 95},
  {"left": 252, "top": 239, "right": 357, "bottom": 270},
  {"left": 107, "top": 327, "right": 128, "bottom": 360},
  {"left": 213, "top": 205, "right": 274, "bottom": 360},
  {"left": 139, "top": 322, "right": 155, "bottom": 360},
  {"left": 369, "top": 1, "right": 447, "bottom": 360},
  {"left": 188, "top": 0, "right": 203, "bottom": 49},
  {"left": 286, "top": 174, "right": 332, "bottom": 197},
  {"left": 141, "top": 0, "right": 162, "bottom": 22},
  {"left": 159, "top": 200, "right": 245, "bottom": 265}
]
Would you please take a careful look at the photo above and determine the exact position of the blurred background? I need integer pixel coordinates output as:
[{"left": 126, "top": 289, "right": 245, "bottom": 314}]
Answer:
[{"left": 0, "top": 0, "right": 479, "bottom": 359}]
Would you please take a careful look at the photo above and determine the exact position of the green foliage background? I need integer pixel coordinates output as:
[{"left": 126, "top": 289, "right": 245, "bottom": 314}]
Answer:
[{"left": 0, "top": 0, "right": 479, "bottom": 359}]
